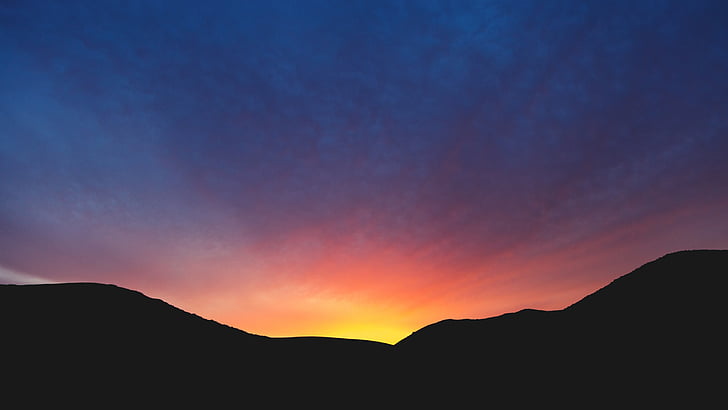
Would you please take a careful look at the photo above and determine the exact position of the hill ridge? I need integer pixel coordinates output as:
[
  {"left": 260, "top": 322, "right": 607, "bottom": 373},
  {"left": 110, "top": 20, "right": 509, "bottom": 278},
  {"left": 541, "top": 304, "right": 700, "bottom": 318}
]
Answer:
[{"left": 2, "top": 249, "right": 726, "bottom": 406}]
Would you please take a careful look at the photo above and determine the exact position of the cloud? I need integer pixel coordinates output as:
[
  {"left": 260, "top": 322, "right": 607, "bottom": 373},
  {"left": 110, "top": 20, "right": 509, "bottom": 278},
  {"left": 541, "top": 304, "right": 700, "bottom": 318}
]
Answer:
[{"left": 0, "top": 266, "right": 56, "bottom": 285}]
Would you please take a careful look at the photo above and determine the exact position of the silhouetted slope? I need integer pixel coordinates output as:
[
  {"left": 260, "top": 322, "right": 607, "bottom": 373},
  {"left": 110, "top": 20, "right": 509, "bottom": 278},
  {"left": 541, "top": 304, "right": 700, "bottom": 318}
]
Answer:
[
  {"left": 565, "top": 249, "right": 726, "bottom": 314},
  {"left": 2, "top": 282, "right": 263, "bottom": 342},
  {"left": 1, "top": 282, "right": 390, "bottom": 406},
  {"left": 2, "top": 282, "right": 267, "bottom": 369},
  {"left": 394, "top": 250, "right": 728, "bottom": 405},
  {"left": 398, "top": 250, "right": 726, "bottom": 349},
  {"left": 2, "top": 250, "right": 725, "bottom": 406}
]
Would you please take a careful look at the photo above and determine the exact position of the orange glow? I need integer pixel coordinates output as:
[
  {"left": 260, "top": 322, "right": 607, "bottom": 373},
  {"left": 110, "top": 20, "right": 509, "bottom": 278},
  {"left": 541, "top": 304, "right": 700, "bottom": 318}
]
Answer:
[
  {"left": 150, "top": 227, "right": 587, "bottom": 344},
  {"left": 16, "top": 200, "right": 728, "bottom": 345}
]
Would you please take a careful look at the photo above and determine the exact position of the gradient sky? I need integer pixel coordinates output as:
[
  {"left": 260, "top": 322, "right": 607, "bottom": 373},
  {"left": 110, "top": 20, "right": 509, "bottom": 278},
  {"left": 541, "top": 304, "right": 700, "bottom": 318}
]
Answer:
[{"left": 2, "top": 0, "right": 728, "bottom": 343}]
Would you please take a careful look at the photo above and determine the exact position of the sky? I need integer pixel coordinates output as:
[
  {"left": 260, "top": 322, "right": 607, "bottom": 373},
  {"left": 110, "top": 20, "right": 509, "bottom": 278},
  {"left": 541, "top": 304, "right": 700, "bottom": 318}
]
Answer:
[{"left": 1, "top": 0, "right": 727, "bottom": 344}]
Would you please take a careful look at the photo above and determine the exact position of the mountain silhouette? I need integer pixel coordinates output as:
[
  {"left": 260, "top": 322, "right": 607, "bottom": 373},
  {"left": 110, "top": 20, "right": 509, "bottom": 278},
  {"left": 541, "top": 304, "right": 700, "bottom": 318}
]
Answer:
[
  {"left": 2, "top": 249, "right": 725, "bottom": 406},
  {"left": 1, "top": 282, "right": 390, "bottom": 406},
  {"left": 394, "top": 249, "right": 727, "bottom": 405}
]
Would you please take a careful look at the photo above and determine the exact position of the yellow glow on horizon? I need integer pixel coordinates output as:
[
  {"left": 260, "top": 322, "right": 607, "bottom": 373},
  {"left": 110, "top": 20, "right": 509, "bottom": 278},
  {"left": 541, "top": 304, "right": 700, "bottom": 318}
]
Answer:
[
  {"left": 317, "top": 322, "right": 413, "bottom": 345},
  {"left": 161, "top": 230, "right": 620, "bottom": 346}
]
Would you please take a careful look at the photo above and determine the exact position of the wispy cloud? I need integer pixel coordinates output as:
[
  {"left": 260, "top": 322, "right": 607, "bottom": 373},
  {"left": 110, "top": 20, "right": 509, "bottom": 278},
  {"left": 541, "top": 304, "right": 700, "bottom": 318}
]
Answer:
[{"left": 0, "top": 266, "right": 56, "bottom": 285}]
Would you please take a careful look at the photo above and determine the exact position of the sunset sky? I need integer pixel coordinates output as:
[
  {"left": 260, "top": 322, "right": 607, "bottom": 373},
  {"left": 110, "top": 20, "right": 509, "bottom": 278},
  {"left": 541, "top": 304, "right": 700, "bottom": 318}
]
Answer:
[{"left": 2, "top": 1, "right": 727, "bottom": 343}]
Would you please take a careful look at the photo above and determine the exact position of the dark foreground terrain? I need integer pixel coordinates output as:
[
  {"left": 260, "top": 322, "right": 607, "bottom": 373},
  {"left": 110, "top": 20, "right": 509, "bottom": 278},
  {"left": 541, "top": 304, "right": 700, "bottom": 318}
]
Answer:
[{"left": 2, "top": 250, "right": 726, "bottom": 406}]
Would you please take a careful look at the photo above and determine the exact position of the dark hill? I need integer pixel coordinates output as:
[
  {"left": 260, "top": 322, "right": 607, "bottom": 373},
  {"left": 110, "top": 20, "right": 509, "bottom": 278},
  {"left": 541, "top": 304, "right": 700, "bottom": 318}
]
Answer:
[
  {"left": 1, "top": 282, "right": 265, "bottom": 347},
  {"left": 2, "top": 250, "right": 725, "bottom": 406},
  {"left": 397, "top": 249, "right": 727, "bottom": 349},
  {"left": 394, "top": 250, "right": 727, "bottom": 405},
  {"left": 1, "top": 282, "right": 390, "bottom": 406}
]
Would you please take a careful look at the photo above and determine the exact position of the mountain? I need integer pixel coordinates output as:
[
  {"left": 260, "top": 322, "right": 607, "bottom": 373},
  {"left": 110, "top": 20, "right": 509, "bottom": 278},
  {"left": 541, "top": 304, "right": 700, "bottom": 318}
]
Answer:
[
  {"left": 2, "top": 250, "right": 725, "bottom": 406},
  {"left": 394, "top": 249, "right": 727, "bottom": 405},
  {"left": 397, "top": 249, "right": 726, "bottom": 348},
  {"left": 1, "top": 282, "right": 390, "bottom": 406}
]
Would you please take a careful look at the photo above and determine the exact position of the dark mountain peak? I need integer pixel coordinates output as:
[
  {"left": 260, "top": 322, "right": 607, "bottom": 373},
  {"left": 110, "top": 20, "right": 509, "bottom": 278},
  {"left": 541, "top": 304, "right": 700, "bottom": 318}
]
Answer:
[
  {"left": 396, "top": 249, "right": 728, "bottom": 351},
  {"left": 395, "top": 308, "right": 555, "bottom": 353},
  {"left": 564, "top": 249, "right": 727, "bottom": 315},
  {"left": 2, "top": 281, "right": 395, "bottom": 405},
  {"left": 3, "top": 250, "right": 726, "bottom": 405},
  {"left": 1, "top": 281, "right": 267, "bottom": 359},
  {"left": 389, "top": 249, "right": 728, "bottom": 406},
  {"left": 2, "top": 281, "right": 137, "bottom": 298}
]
